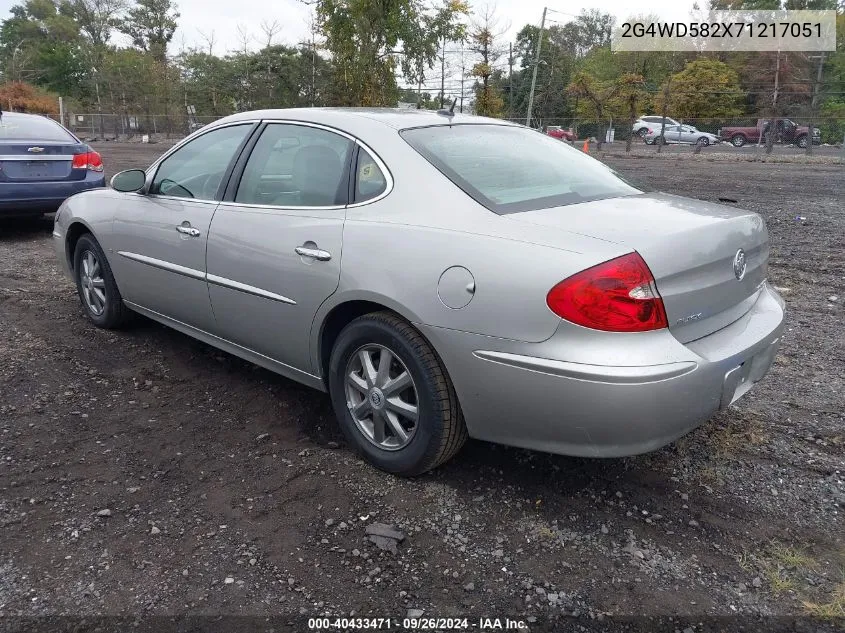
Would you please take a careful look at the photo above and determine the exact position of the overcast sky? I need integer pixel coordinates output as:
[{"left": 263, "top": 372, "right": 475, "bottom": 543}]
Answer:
[{"left": 0, "top": 0, "right": 695, "bottom": 56}]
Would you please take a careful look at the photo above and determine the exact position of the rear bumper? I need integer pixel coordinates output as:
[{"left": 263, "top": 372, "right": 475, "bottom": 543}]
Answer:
[
  {"left": 420, "top": 282, "right": 785, "bottom": 458},
  {"left": 0, "top": 174, "right": 105, "bottom": 215}
]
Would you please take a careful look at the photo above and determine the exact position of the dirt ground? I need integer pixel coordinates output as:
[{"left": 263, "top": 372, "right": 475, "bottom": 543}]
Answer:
[{"left": 0, "top": 142, "right": 843, "bottom": 632}]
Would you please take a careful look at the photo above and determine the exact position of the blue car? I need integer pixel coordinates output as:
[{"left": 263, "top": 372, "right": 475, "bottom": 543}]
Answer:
[{"left": 0, "top": 111, "right": 105, "bottom": 216}]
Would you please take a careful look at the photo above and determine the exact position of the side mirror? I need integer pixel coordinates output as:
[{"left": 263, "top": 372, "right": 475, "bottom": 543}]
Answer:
[{"left": 111, "top": 169, "right": 147, "bottom": 193}]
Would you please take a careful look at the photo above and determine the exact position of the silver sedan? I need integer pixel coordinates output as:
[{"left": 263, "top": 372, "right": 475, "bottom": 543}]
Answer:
[
  {"left": 646, "top": 124, "right": 721, "bottom": 146},
  {"left": 53, "top": 109, "right": 785, "bottom": 476}
]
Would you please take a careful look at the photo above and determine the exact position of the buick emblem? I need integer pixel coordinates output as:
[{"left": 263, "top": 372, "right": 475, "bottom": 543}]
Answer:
[
  {"left": 369, "top": 388, "right": 385, "bottom": 409},
  {"left": 27, "top": 146, "right": 45, "bottom": 153},
  {"left": 733, "top": 249, "right": 747, "bottom": 281}
]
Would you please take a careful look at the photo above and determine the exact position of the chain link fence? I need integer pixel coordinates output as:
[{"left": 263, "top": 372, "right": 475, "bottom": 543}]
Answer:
[
  {"left": 48, "top": 111, "right": 845, "bottom": 159},
  {"left": 49, "top": 112, "right": 226, "bottom": 140}
]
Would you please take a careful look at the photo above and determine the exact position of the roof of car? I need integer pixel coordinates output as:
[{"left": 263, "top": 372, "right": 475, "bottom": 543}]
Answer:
[
  {"left": 1, "top": 111, "right": 52, "bottom": 120},
  {"left": 219, "top": 107, "right": 520, "bottom": 131}
]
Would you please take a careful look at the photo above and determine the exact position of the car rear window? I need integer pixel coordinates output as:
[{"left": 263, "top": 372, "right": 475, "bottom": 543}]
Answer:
[
  {"left": 0, "top": 114, "right": 75, "bottom": 142},
  {"left": 401, "top": 124, "right": 642, "bottom": 214}
]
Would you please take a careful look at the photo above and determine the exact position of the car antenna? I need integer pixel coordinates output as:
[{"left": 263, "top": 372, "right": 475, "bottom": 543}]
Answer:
[{"left": 437, "top": 98, "right": 458, "bottom": 119}]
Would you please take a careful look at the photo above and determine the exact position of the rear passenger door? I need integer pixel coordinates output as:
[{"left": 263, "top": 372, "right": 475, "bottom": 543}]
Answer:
[{"left": 206, "top": 122, "right": 355, "bottom": 374}]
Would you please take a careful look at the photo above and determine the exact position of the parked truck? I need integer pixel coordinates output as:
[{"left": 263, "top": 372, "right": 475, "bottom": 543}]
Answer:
[{"left": 718, "top": 118, "right": 821, "bottom": 148}]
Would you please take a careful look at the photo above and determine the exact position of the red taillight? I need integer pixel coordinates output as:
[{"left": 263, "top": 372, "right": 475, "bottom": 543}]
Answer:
[
  {"left": 546, "top": 253, "right": 668, "bottom": 333},
  {"left": 72, "top": 151, "right": 104, "bottom": 172}
]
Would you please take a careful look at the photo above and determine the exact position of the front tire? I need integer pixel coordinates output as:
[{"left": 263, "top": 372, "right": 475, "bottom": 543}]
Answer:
[
  {"left": 328, "top": 312, "right": 467, "bottom": 476},
  {"left": 697, "top": 136, "right": 710, "bottom": 146},
  {"left": 796, "top": 135, "right": 808, "bottom": 149},
  {"left": 73, "top": 234, "right": 132, "bottom": 329}
]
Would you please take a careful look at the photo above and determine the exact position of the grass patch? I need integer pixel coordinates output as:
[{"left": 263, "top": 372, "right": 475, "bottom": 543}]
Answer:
[
  {"left": 766, "top": 566, "right": 796, "bottom": 595},
  {"left": 803, "top": 581, "right": 845, "bottom": 619},
  {"left": 769, "top": 543, "right": 817, "bottom": 570},
  {"left": 708, "top": 417, "right": 770, "bottom": 458}
]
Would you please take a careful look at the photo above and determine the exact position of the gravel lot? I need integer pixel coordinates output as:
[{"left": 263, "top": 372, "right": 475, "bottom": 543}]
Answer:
[{"left": 0, "top": 142, "right": 843, "bottom": 631}]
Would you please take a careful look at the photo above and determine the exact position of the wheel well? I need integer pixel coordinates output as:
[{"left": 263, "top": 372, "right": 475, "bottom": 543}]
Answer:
[
  {"left": 319, "top": 300, "right": 396, "bottom": 385},
  {"left": 65, "top": 222, "right": 91, "bottom": 272}
]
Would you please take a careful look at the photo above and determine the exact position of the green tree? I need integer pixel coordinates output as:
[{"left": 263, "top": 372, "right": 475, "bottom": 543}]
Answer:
[
  {"left": 656, "top": 58, "right": 745, "bottom": 118},
  {"left": 0, "top": 0, "right": 86, "bottom": 94},
  {"left": 314, "top": 0, "right": 467, "bottom": 106},
  {"left": 119, "top": 0, "right": 178, "bottom": 64},
  {"left": 469, "top": 5, "right": 505, "bottom": 117},
  {"left": 71, "top": 0, "right": 126, "bottom": 53}
]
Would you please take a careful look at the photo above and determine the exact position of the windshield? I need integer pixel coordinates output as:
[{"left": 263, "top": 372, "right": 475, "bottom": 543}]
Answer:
[
  {"left": 401, "top": 124, "right": 643, "bottom": 214},
  {"left": 0, "top": 114, "right": 75, "bottom": 142}
]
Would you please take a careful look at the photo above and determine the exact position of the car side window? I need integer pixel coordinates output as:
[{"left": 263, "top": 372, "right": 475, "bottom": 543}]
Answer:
[
  {"left": 151, "top": 124, "right": 251, "bottom": 200},
  {"left": 354, "top": 148, "right": 387, "bottom": 203},
  {"left": 235, "top": 123, "right": 353, "bottom": 207}
]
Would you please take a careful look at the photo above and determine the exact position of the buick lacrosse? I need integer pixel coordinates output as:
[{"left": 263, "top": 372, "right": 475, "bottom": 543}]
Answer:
[{"left": 53, "top": 108, "right": 785, "bottom": 475}]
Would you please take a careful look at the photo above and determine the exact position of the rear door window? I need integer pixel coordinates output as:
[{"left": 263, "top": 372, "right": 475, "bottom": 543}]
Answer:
[{"left": 235, "top": 123, "right": 353, "bottom": 207}]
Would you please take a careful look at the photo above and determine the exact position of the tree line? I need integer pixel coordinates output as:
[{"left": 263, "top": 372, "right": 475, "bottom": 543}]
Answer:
[{"left": 0, "top": 0, "right": 843, "bottom": 142}]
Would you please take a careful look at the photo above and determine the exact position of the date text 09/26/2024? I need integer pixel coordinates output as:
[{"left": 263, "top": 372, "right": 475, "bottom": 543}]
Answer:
[{"left": 307, "top": 617, "right": 530, "bottom": 630}]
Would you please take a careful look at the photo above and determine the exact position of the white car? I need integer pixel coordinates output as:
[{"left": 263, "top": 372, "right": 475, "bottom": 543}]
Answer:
[
  {"left": 644, "top": 124, "right": 720, "bottom": 146},
  {"left": 632, "top": 115, "right": 680, "bottom": 137}
]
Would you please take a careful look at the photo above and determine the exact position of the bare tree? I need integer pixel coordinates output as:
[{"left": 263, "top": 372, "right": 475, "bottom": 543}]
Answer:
[
  {"left": 235, "top": 25, "right": 254, "bottom": 110},
  {"left": 198, "top": 29, "right": 217, "bottom": 56},
  {"left": 260, "top": 20, "right": 282, "bottom": 48}
]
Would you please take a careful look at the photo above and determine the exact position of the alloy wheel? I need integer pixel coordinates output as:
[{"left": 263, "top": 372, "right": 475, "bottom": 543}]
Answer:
[
  {"left": 345, "top": 344, "right": 419, "bottom": 451},
  {"left": 79, "top": 250, "right": 106, "bottom": 316}
]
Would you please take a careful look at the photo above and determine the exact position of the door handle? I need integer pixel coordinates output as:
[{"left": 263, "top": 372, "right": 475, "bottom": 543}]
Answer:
[
  {"left": 295, "top": 246, "right": 332, "bottom": 261},
  {"left": 176, "top": 225, "right": 201, "bottom": 237}
]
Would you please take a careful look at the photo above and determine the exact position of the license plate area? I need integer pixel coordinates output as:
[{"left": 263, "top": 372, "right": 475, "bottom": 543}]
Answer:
[
  {"left": 719, "top": 337, "right": 780, "bottom": 410},
  {"left": 22, "top": 161, "right": 50, "bottom": 178},
  {"left": 1, "top": 160, "right": 70, "bottom": 180}
]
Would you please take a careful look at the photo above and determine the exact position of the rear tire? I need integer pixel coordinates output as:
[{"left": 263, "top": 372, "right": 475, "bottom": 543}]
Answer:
[
  {"left": 328, "top": 311, "right": 467, "bottom": 476},
  {"left": 73, "top": 234, "right": 132, "bottom": 329},
  {"left": 731, "top": 134, "right": 746, "bottom": 147}
]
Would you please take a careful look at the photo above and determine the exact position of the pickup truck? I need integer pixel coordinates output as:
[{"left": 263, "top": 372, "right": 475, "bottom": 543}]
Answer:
[{"left": 719, "top": 118, "right": 820, "bottom": 148}]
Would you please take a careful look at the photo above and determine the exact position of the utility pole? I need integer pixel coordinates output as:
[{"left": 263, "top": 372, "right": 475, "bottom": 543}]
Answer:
[
  {"left": 300, "top": 35, "right": 317, "bottom": 107},
  {"left": 440, "top": 37, "right": 446, "bottom": 109},
  {"left": 525, "top": 7, "right": 547, "bottom": 128},
  {"left": 508, "top": 42, "right": 514, "bottom": 119},
  {"left": 807, "top": 52, "right": 825, "bottom": 156},
  {"left": 459, "top": 46, "right": 465, "bottom": 113}
]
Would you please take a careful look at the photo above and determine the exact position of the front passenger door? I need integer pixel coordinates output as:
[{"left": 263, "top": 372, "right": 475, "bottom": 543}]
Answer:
[{"left": 110, "top": 123, "right": 254, "bottom": 333}]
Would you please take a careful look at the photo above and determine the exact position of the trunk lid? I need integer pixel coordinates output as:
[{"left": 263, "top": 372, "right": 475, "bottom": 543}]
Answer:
[
  {"left": 0, "top": 142, "right": 87, "bottom": 183},
  {"left": 508, "top": 192, "right": 769, "bottom": 343}
]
